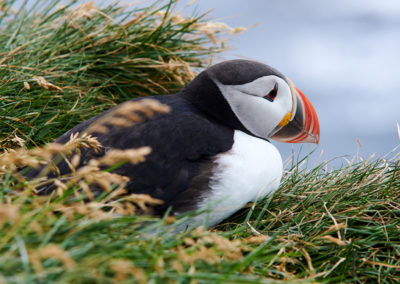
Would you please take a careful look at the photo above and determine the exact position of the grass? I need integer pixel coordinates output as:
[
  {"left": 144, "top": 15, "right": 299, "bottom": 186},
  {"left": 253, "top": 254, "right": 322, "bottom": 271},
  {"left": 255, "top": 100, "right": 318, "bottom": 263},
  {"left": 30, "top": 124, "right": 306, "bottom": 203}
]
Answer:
[
  {"left": 1, "top": 150, "right": 399, "bottom": 283},
  {"left": 1, "top": 1, "right": 400, "bottom": 283}
]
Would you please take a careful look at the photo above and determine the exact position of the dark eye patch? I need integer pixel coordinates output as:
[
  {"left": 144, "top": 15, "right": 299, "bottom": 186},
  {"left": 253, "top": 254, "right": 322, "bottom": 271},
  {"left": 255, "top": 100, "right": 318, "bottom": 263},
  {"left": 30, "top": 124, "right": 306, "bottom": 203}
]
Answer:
[{"left": 264, "top": 83, "right": 278, "bottom": 102}]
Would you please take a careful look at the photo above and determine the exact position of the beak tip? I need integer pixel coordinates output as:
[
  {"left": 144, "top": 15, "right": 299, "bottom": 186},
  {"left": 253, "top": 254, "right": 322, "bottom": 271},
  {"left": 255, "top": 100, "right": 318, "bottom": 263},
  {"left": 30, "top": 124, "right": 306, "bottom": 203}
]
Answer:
[
  {"left": 297, "top": 86, "right": 320, "bottom": 145},
  {"left": 312, "top": 129, "right": 320, "bottom": 144}
]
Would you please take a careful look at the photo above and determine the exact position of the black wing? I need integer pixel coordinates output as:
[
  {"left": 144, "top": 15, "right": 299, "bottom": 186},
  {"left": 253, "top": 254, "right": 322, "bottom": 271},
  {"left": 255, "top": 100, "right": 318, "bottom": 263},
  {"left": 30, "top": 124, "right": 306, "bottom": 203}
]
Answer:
[{"left": 34, "top": 95, "right": 234, "bottom": 214}]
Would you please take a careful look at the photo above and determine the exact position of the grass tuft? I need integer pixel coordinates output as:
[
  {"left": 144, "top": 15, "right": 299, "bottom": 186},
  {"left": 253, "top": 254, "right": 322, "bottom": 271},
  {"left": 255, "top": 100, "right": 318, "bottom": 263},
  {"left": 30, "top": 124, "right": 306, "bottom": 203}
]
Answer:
[{"left": 1, "top": 148, "right": 399, "bottom": 283}]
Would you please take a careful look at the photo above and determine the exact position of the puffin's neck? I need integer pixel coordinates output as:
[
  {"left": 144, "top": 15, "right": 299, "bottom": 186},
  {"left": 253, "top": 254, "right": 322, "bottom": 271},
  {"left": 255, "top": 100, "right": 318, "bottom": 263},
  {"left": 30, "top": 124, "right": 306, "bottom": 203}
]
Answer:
[{"left": 179, "top": 72, "right": 250, "bottom": 135}]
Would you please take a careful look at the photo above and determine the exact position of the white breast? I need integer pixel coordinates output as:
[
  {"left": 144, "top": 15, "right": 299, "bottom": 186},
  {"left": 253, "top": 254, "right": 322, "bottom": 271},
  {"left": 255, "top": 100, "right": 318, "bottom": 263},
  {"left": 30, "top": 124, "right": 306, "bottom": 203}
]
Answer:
[{"left": 190, "top": 130, "right": 283, "bottom": 228}]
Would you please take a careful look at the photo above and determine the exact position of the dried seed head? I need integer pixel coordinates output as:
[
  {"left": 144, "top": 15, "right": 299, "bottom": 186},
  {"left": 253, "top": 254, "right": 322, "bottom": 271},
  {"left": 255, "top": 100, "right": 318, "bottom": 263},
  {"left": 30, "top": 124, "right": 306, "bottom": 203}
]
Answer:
[
  {"left": 31, "top": 244, "right": 75, "bottom": 272},
  {"left": 73, "top": 165, "right": 129, "bottom": 192},
  {"left": 0, "top": 204, "right": 20, "bottom": 227},
  {"left": 84, "top": 99, "right": 170, "bottom": 135},
  {"left": 177, "top": 245, "right": 220, "bottom": 264},
  {"left": 32, "top": 76, "right": 63, "bottom": 91},
  {"left": 201, "top": 234, "right": 243, "bottom": 260},
  {"left": 54, "top": 179, "right": 68, "bottom": 196},
  {"left": 243, "top": 235, "right": 270, "bottom": 244},
  {"left": 125, "top": 193, "right": 163, "bottom": 211},
  {"left": 97, "top": 147, "right": 151, "bottom": 166},
  {"left": 110, "top": 259, "right": 147, "bottom": 284},
  {"left": 69, "top": 1, "right": 98, "bottom": 20}
]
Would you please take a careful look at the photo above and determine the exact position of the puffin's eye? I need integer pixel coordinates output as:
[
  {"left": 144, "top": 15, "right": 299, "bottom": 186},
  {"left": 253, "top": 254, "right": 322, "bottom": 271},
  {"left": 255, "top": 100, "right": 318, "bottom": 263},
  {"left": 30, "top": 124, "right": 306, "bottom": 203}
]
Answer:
[{"left": 264, "top": 83, "right": 278, "bottom": 102}]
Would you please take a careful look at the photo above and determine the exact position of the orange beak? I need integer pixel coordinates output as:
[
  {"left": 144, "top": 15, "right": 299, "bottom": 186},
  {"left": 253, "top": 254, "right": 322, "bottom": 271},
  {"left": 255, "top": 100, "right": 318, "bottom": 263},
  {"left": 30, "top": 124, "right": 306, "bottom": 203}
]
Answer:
[{"left": 271, "top": 82, "right": 320, "bottom": 144}]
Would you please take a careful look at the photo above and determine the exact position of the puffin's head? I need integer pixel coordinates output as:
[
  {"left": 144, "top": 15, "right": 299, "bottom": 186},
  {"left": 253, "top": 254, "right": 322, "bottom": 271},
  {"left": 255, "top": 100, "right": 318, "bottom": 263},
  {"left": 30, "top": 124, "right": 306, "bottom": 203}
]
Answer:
[{"left": 183, "top": 59, "right": 320, "bottom": 144}]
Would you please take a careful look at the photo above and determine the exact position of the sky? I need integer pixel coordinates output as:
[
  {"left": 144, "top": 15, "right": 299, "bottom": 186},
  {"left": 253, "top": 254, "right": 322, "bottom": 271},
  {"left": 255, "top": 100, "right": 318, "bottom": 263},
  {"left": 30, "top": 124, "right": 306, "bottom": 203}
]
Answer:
[{"left": 172, "top": 0, "right": 400, "bottom": 166}]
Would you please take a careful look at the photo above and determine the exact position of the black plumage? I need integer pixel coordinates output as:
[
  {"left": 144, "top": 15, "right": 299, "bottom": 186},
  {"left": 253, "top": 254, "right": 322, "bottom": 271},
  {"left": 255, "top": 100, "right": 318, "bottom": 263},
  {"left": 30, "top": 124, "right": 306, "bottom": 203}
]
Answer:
[{"left": 208, "top": 60, "right": 287, "bottom": 85}]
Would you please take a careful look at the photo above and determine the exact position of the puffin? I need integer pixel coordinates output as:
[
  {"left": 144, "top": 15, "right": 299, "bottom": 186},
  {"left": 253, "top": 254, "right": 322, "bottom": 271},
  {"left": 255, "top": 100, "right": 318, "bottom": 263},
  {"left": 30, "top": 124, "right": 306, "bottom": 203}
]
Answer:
[{"left": 34, "top": 59, "right": 320, "bottom": 228}]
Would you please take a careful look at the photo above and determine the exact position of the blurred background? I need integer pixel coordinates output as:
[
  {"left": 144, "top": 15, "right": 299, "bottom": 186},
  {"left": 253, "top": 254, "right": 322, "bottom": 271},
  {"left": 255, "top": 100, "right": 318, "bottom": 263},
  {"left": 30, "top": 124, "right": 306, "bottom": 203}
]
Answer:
[{"left": 173, "top": 0, "right": 400, "bottom": 166}]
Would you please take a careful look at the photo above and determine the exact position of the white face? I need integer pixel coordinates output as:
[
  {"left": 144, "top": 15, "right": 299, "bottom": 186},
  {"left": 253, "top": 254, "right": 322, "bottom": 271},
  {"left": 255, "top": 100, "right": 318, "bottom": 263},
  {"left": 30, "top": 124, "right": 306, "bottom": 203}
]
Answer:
[{"left": 214, "top": 75, "right": 293, "bottom": 139}]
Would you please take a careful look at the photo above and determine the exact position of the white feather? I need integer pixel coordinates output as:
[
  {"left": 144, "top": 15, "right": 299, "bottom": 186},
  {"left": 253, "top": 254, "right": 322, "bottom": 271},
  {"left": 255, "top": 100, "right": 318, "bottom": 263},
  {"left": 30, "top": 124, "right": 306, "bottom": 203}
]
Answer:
[{"left": 188, "top": 130, "right": 283, "bottom": 228}]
